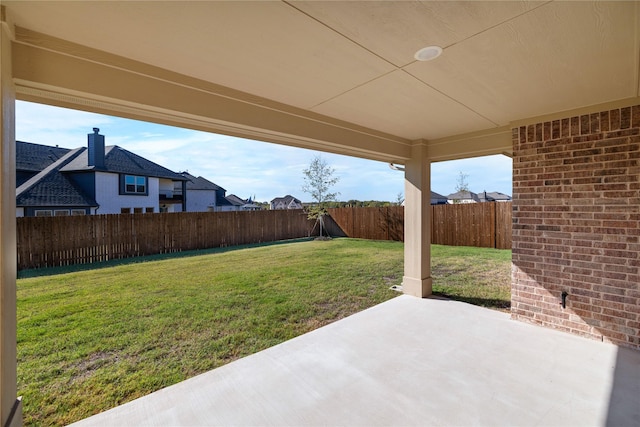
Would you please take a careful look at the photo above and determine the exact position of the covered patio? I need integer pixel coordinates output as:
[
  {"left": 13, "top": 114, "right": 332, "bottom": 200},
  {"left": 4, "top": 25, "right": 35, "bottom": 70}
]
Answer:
[
  {"left": 1, "top": 2, "right": 639, "bottom": 425},
  {"left": 70, "top": 295, "right": 640, "bottom": 426}
]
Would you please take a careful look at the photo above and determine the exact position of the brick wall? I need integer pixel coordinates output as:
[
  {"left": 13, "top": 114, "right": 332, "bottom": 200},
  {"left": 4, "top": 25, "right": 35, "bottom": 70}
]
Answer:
[{"left": 512, "top": 105, "right": 640, "bottom": 349}]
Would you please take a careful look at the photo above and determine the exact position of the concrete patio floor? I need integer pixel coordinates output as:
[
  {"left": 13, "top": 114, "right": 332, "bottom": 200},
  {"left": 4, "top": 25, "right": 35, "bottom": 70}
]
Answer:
[{"left": 71, "top": 295, "right": 639, "bottom": 427}]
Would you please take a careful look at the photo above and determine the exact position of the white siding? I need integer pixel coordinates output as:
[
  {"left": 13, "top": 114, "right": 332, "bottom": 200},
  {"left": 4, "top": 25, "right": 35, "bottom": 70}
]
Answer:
[
  {"left": 186, "top": 189, "right": 216, "bottom": 212},
  {"left": 95, "top": 172, "right": 159, "bottom": 214},
  {"left": 446, "top": 199, "right": 476, "bottom": 204},
  {"left": 16, "top": 207, "right": 24, "bottom": 217},
  {"left": 161, "top": 204, "right": 180, "bottom": 213},
  {"left": 158, "top": 179, "right": 174, "bottom": 198}
]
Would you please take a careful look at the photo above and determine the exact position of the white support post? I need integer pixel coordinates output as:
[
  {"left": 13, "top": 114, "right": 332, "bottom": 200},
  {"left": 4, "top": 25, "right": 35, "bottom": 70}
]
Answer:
[
  {"left": 403, "top": 140, "right": 432, "bottom": 298},
  {"left": 0, "top": 6, "right": 21, "bottom": 427}
]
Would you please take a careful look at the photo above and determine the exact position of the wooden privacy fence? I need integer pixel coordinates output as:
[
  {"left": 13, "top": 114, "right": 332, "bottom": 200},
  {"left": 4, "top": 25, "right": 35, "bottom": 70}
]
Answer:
[
  {"left": 327, "top": 202, "right": 512, "bottom": 249},
  {"left": 17, "top": 204, "right": 511, "bottom": 270},
  {"left": 17, "top": 210, "right": 314, "bottom": 270},
  {"left": 325, "top": 206, "right": 403, "bottom": 241}
]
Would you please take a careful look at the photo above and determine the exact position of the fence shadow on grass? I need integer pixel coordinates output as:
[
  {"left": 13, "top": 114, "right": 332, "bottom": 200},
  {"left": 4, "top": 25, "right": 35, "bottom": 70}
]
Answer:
[{"left": 18, "top": 237, "right": 315, "bottom": 279}]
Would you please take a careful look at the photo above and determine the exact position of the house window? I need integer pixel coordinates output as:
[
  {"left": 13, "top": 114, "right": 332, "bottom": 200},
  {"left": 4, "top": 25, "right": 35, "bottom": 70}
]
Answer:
[
  {"left": 35, "top": 210, "right": 52, "bottom": 217},
  {"left": 133, "top": 207, "right": 143, "bottom": 214},
  {"left": 122, "top": 175, "right": 147, "bottom": 195},
  {"left": 54, "top": 210, "right": 70, "bottom": 216},
  {"left": 145, "top": 207, "right": 154, "bottom": 213},
  {"left": 121, "top": 207, "right": 131, "bottom": 214},
  {"left": 71, "top": 209, "right": 86, "bottom": 216}
]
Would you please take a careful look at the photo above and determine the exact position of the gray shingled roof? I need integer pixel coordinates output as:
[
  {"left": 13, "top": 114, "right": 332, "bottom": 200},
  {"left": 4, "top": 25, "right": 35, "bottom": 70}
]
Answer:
[
  {"left": 16, "top": 141, "right": 71, "bottom": 172},
  {"left": 226, "top": 194, "right": 247, "bottom": 206},
  {"left": 16, "top": 148, "right": 98, "bottom": 208},
  {"left": 61, "top": 146, "right": 187, "bottom": 181},
  {"left": 270, "top": 195, "right": 301, "bottom": 204},
  {"left": 180, "top": 172, "right": 224, "bottom": 191},
  {"left": 216, "top": 193, "right": 234, "bottom": 207},
  {"left": 477, "top": 191, "right": 512, "bottom": 202},
  {"left": 446, "top": 190, "right": 480, "bottom": 202},
  {"left": 487, "top": 191, "right": 511, "bottom": 201}
]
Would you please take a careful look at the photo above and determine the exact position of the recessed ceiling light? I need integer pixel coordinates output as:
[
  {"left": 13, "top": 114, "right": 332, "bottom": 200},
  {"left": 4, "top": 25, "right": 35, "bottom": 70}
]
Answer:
[{"left": 414, "top": 46, "right": 443, "bottom": 62}]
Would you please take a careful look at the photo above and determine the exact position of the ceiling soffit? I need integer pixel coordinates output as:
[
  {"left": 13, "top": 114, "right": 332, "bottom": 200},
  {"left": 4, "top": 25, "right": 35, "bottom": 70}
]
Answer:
[
  {"left": 5, "top": 1, "right": 396, "bottom": 109},
  {"left": 404, "top": 1, "right": 638, "bottom": 126},
  {"left": 312, "top": 70, "right": 496, "bottom": 141},
  {"left": 291, "top": 1, "right": 538, "bottom": 68},
  {"left": 4, "top": 1, "right": 640, "bottom": 160}
]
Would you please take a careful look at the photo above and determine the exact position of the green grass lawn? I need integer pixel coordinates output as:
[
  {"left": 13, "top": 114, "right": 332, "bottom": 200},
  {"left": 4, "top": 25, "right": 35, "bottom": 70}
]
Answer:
[
  {"left": 17, "top": 238, "right": 510, "bottom": 426},
  {"left": 431, "top": 244, "right": 512, "bottom": 311}
]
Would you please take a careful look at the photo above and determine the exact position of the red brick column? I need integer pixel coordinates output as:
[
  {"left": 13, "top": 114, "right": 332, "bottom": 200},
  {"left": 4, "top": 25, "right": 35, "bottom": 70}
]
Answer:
[{"left": 512, "top": 105, "right": 640, "bottom": 349}]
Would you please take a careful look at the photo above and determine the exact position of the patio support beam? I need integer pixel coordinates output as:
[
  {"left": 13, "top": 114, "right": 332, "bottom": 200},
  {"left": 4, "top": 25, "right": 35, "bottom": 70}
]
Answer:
[
  {"left": 402, "top": 140, "right": 432, "bottom": 298},
  {"left": 0, "top": 6, "right": 21, "bottom": 427},
  {"left": 428, "top": 126, "right": 512, "bottom": 162}
]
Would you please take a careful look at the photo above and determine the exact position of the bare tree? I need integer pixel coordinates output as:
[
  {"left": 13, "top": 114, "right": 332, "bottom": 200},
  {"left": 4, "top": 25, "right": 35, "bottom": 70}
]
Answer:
[
  {"left": 455, "top": 171, "right": 470, "bottom": 193},
  {"left": 452, "top": 171, "right": 470, "bottom": 204},
  {"left": 395, "top": 192, "right": 404, "bottom": 206}
]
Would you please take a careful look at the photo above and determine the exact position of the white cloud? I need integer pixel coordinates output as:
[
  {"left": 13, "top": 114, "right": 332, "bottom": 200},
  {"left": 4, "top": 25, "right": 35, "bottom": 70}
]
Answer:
[{"left": 16, "top": 102, "right": 113, "bottom": 147}]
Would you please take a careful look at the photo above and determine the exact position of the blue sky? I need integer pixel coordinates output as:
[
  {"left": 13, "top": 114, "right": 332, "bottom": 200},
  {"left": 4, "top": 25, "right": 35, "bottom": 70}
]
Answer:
[{"left": 16, "top": 101, "right": 512, "bottom": 203}]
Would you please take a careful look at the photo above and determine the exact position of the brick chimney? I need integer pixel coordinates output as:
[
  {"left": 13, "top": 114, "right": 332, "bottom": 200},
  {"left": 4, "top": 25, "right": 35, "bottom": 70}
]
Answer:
[{"left": 88, "top": 127, "right": 105, "bottom": 168}]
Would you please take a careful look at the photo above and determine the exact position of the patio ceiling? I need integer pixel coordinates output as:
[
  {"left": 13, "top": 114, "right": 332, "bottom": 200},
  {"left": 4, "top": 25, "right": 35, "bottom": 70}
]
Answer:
[{"left": 3, "top": 1, "right": 640, "bottom": 162}]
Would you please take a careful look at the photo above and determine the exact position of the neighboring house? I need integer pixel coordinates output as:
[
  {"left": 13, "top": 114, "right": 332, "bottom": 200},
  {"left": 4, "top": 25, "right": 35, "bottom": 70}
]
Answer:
[
  {"left": 430, "top": 191, "right": 448, "bottom": 205},
  {"left": 16, "top": 129, "right": 187, "bottom": 216},
  {"left": 401, "top": 191, "right": 449, "bottom": 206},
  {"left": 16, "top": 144, "right": 99, "bottom": 217},
  {"left": 477, "top": 191, "right": 512, "bottom": 202},
  {"left": 226, "top": 194, "right": 246, "bottom": 209},
  {"left": 226, "top": 194, "right": 261, "bottom": 211},
  {"left": 16, "top": 142, "right": 70, "bottom": 187},
  {"left": 178, "top": 172, "right": 235, "bottom": 212},
  {"left": 270, "top": 195, "right": 303, "bottom": 210},
  {"left": 445, "top": 190, "right": 511, "bottom": 204},
  {"left": 446, "top": 190, "right": 480, "bottom": 204}
]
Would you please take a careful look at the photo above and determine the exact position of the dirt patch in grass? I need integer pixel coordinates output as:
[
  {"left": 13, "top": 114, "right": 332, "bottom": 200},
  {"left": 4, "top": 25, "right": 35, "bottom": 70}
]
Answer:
[{"left": 69, "top": 352, "right": 120, "bottom": 383}]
